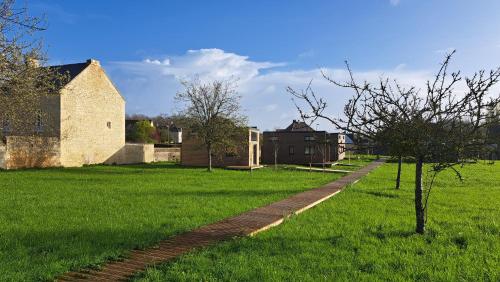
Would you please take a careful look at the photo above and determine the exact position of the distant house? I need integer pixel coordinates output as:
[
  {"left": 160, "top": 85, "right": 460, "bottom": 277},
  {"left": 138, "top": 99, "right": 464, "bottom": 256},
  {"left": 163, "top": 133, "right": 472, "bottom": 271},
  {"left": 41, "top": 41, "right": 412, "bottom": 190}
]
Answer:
[
  {"left": 0, "top": 59, "right": 152, "bottom": 169},
  {"left": 156, "top": 123, "right": 183, "bottom": 144},
  {"left": 487, "top": 104, "right": 500, "bottom": 160},
  {"left": 489, "top": 125, "right": 500, "bottom": 160},
  {"left": 262, "top": 120, "right": 345, "bottom": 165},
  {"left": 181, "top": 127, "right": 260, "bottom": 168},
  {"left": 345, "top": 134, "right": 355, "bottom": 151},
  {"left": 168, "top": 124, "right": 182, "bottom": 144}
]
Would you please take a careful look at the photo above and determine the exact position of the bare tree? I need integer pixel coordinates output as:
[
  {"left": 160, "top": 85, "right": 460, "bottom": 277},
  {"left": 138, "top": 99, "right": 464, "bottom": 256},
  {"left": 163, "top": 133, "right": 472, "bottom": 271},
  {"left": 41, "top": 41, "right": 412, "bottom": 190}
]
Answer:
[
  {"left": 288, "top": 51, "right": 500, "bottom": 234},
  {"left": 375, "top": 121, "right": 407, "bottom": 189},
  {"left": 314, "top": 132, "right": 330, "bottom": 172},
  {"left": 175, "top": 78, "right": 247, "bottom": 171},
  {"left": 0, "top": 0, "right": 68, "bottom": 164},
  {"left": 269, "top": 133, "right": 280, "bottom": 170},
  {"left": 395, "top": 156, "right": 402, "bottom": 189}
]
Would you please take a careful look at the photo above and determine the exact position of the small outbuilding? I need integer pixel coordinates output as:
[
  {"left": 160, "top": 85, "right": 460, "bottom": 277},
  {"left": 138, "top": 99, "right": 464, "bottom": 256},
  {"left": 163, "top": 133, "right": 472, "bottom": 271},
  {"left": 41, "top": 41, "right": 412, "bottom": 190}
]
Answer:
[{"left": 181, "top": 127, "right": 260, "bottom": 168}]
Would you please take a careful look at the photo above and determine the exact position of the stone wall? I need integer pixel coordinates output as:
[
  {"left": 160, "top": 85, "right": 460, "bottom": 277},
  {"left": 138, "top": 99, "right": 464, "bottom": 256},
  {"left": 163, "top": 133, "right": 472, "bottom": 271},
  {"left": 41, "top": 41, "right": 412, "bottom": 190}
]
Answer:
[
  {"left": 0, "top": 145, "right": 5, "bottom": 169},
  {"left": 59, "top": 60, "right": 126, "bottom": 167},
  {"left": 105, "top": 143, "right": 154, "bottom": 165},
  {"left": 154, "top": 147, "right": 180, "bottom": 162},
  {"left": 1, "top": 136, "right": 60, "bottom": 169}
]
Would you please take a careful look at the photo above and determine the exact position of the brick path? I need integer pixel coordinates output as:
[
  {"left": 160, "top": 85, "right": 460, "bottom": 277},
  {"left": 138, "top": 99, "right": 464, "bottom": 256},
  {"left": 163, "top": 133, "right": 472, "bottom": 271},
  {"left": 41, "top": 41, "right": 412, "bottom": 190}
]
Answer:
[{"left": 58, "top": 160, "right": 384, "bottom": 281}]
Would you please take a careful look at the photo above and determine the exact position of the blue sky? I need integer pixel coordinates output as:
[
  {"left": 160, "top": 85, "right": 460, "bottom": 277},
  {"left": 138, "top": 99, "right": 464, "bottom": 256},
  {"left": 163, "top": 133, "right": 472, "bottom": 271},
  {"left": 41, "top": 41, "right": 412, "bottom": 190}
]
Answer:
[{"left": 30, "top": 0, "right": 500, "bottom": 131}]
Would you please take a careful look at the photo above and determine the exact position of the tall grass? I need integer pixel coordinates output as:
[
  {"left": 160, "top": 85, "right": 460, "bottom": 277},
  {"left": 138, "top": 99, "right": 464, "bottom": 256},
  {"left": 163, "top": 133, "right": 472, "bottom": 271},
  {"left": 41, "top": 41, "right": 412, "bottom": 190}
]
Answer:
[
  {"left": 0, "top": 162, "right": 356, "bottom": 281},
  {"left": 136, "top": 162, "right": 500, "bottom": 281}
]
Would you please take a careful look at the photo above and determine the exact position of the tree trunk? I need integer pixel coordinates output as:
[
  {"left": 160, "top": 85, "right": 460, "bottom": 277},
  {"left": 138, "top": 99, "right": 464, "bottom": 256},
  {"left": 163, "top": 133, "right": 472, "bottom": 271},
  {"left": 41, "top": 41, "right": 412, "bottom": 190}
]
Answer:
[
  {"left": 207, "top": 144, "right": 212, "bottom": 172},
  {"left": 395, "top": 156, "right": 402, "bottom": 189},
  {"left": 309, "top": 154, "right": 312, "bottom": 172},
  {"left": 415, "top": 157, "right": 425, "bottom": 234},
  {"left": 274, "top": 149, "right": 278, "bottom": 170}
]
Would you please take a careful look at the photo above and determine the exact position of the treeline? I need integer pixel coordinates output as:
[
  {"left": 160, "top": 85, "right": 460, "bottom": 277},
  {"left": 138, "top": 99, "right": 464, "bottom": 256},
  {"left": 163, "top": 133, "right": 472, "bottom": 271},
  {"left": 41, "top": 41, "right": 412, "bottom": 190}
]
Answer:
[{"left": 125, "top": 114, "right": 187, "bottom": 144}]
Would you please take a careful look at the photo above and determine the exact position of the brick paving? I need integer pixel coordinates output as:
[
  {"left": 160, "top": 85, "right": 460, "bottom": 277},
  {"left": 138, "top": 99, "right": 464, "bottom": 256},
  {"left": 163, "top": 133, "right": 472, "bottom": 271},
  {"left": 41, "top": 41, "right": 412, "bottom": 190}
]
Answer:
[{"left": 58, "top": 159, "right": 384, "bottom": 281}]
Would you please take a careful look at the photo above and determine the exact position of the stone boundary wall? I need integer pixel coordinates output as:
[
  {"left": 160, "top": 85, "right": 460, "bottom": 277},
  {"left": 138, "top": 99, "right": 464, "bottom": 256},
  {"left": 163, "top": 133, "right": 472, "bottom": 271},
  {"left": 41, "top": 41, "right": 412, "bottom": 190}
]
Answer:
[
  {"left": 1, "top": 136, "right": 61, "bottom": 169},
  {"left": 105, "top": 143, "right": 154, "bottom": 165},
  {"left": 154, "top": 147, "right": 180, "bottom": 162},
  {"left": 0, "top": 145, "right": 5, "bottom": 169}
]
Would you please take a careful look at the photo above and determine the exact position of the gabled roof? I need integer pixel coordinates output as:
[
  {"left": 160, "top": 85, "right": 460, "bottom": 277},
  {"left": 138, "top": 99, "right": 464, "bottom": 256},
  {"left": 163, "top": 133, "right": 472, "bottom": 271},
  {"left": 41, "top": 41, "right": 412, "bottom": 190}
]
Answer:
[
  {"left": 47, "top": 62, "right": 89, "bottom": 87},
  {"left": 45, "top": 59, "right": 125, "bottom": 101},
  {"left": 282, "top": 120, "right": 314, "bottom": 132},
  {"left": 345, "top": 134, "right": 354, "bottom": 144},
  {"left": 169, "top": 125, "right": 182, "bottom": 132}
]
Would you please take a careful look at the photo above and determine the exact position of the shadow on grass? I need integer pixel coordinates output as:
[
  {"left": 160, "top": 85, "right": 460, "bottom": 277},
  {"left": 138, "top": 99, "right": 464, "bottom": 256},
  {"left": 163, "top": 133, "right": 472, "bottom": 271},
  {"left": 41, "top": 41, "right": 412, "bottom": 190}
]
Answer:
[
  {"left": 355, "top": 190, "right": 400, "bottom": 199},
  {"left": 1, "top": 227, "right": 170, "bottom": 280},
  {"left": 119, "top": 188, "right": 303, "bottom": 198},
  {"left": 0, "top": 162, "right": 187, "bottom": 175},
  {"left": 364, "top": 227, "right": 416, "bottom": 240}
]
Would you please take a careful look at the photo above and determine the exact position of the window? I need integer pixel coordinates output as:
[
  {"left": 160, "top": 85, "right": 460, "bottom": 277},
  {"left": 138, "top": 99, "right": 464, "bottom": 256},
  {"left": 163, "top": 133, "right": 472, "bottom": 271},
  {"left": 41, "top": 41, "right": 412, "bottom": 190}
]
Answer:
[
  {"left": 251, "top": 131, "right": 258, "bottom": 141},
  {"left": 304, "top": 136, "right": 315, "bottom": 141},
  {"left": 1, "top": 85, "right": 10, "bottom": 96},
  {"left": 2, "top": 118, "right": 11, "bottom": 134},
  {"left": 305, "top": 145, "right": 315, "bottom": 155},
  {"left": 35, "top": 111, "right": 43, "bottom": 132},
  {"left": 270, "top": 136, "right": 279, "bottom": 141},
  {"left": 225, "top": 151, "right": 238, "bottom": 158},
  {"left": 107, "top": 121, "right": 112, "bottom": 129},
  {"left": 289, "top": 145, "right": 295, "bottom": 155}
]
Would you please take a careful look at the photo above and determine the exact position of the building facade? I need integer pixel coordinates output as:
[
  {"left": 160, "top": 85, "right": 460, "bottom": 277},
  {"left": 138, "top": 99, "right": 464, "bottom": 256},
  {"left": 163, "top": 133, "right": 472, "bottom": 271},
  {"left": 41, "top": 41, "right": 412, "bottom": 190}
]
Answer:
[
  {"left": 181, "top": 127, "right": 260, "bottom": 168},
  {"left": 0, "top": 59, "right": 127, "bottom": 169},
  {"left": 168, "top": 125, "right": 183, "bottom": 144},
  {"left": 262, "top": 120, "right": 345, "bottom": 165}
]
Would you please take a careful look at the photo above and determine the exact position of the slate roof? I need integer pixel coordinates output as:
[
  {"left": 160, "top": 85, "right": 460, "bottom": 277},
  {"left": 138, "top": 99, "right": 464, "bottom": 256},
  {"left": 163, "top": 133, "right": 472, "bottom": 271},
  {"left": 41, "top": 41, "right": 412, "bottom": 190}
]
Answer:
[
  {"left": 345, "top": 134, "right": 354, "bottom": 144},
  {"left": 282, "top": 120, "right": 314, "bottom": 132},
  {"left": 169, "top": 124, "right": 182, "bottom": 132},
  {"left": 47, "top": 62, "right": 89, "bottom": 86}
]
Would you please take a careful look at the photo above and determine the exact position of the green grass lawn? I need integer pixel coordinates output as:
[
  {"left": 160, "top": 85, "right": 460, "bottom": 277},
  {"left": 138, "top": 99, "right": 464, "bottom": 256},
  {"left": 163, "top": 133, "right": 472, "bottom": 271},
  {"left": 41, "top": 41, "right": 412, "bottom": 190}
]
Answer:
[
  {"left": 0, "top": 161, "right": 368, "bottom": 281},
  {"left": 135, "top": 161, "right": 500, "bottom": 282}
]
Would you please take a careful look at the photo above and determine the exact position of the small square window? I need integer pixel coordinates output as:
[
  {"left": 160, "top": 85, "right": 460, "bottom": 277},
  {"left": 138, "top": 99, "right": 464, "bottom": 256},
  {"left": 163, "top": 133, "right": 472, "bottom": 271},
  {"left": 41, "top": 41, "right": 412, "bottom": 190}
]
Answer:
[
  {"left": 2, "top": 118, "right": 11, "bottom": 134},
  {"left": 107, "top": 121, "right": 112, "bottom": 129},
  {"left": 305, "top": 145, "right": 315, "bottom": 155}
]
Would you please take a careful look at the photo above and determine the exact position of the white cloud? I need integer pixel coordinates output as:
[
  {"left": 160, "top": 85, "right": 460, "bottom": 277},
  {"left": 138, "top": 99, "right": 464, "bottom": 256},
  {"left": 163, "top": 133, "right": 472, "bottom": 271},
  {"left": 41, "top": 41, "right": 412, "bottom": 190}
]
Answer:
[
  {"left": 264, "top": 104, "right": 278, "bottom": 112},
  {"left": 106, "top": 48, "right": 435, "bottom": 132},
  {"left": 135, "top": 48, "right": 284, "bottom": 82},
  {"left": 390, "top": 0, "right": 400, "bottom": 6}
]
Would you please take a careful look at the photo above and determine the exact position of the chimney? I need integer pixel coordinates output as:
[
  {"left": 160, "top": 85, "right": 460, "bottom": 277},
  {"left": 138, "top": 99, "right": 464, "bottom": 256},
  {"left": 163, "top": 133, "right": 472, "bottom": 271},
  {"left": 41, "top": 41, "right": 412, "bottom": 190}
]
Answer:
[
  {"left": 86, "top": 59, "right": 100, "bottom": 66},
  {"left": 27, "top": 57, "right": 40, "bottom": 67}
]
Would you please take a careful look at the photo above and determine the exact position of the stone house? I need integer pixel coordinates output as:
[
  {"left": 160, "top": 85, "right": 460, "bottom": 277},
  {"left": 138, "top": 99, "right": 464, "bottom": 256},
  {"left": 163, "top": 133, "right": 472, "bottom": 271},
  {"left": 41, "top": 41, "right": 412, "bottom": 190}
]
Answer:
[
  {"left": 262, "top": 120, "right": 346, "bottom": 165},
  {"left": 181, "top": 127, "right": 260, "bottom": 168},
  {"left": 0, "top": 59, "right": 151, "bottom": 169}
]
